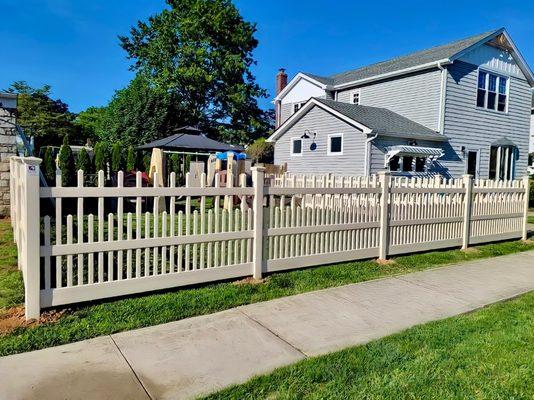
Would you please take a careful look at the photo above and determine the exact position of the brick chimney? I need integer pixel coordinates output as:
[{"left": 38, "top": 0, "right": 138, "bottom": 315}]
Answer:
[
  {"left": 276, "top": 68, "right": 288, "bottom": 95},
  {"left": 275, "top": 68, "right": 288, "bottom": 128}
]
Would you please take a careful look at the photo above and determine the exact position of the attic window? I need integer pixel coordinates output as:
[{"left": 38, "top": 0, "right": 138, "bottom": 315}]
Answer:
[
  {"left": 293, "top": 102, "right": 306, "bottom": 114},
  {"left": 350, "top": 90, "right": 360, "bottom": 105},
  {"left": 477, "top": 70, "right": 508, "bottom": 112}
]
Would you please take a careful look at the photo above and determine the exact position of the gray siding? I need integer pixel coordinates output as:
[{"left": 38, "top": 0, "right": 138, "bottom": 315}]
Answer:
[
  {"left": 280, "top": 103, "right": 294, "bottom": 126},
  {"left": 369, "top": 136, "right": 446, "bottom": 176},
  {"left": 337, "top": 69, "right": 442, "bottom": 131},
  {"left": 280, "top": 95, "right": 327, "bottom": 125},
  {"left": 441, "top": 60, "right": 532, "bottom": 178},
  {"left": 274, "top": 106, "right": 367, "bottom": 175}
]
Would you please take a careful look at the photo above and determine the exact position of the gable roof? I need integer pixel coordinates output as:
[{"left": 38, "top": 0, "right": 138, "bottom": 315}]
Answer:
[
  {"left": 276, "top": 28, "right": 534, "bottom": 101},
  {"left": 328, "top": 30, "right": 498, "bottom": 86},
  {"left": 268, "top": 97, "right": 447, "bottom": 142}
]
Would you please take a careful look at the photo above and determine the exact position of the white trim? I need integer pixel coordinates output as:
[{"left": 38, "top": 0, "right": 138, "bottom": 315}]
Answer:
[
  {"left": 476, "top": 68, "right": 509, "bottom": 113},
  {"left": 274, "top": 73, "right": 330, "bottom": 101},
  {"left": 327, "top": 133, "right": 344, "bottom": 155},
  {"left": 267, "top": 98, "right": 372, "bottom": 142},
  {"left": 290, "top": 137, "right": 303, "bottom": 156},
  {"left": 464, "top": 148, "right": 481, "bottom": 178},
  {"left": 333, "top": 59, "right": 452, "bottom": 90}
]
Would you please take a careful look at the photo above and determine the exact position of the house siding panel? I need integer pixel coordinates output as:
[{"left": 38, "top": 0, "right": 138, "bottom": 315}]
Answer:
[
  {"left": 336, "top": 69, "right": 442, "bottom": 131},
  {"left": 280, "top": 95, "right": 327, "bottom": 125},
  {"left": 441, "top": 60, "right": 531, "bottom": 178},
  {"left": 274, "top": 106, "right": 367, "bottom": 175}
]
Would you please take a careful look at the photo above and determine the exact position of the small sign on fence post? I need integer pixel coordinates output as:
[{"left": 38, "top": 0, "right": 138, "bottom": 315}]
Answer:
[
  {"left": 251, "top": 166, "right": 265, "bottom": 279},
  {"left": 21, "top": 157, "right": 42, "bottom": 320}
]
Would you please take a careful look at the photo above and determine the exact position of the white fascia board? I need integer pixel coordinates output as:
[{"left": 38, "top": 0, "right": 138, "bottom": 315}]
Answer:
[
  {"left": 332, "top": 59, "right": 452, "bottom": 91},
  {"left": 267, "top": 98, "right": 372, "bottom": 142},
  {"left": 273, "top": 73, "right": 331, "bottom": 102}
]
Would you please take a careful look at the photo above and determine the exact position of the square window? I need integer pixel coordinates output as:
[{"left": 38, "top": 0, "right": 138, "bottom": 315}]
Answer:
[
  {"left": 291, "top": 138, "right": 302, "bottom": 155},
  {"left": 389, "top": 155, "right": 400, "bottom": 172},
  {"left": 351, "top": 91, "right": 360, "bottom": 105},
  {"left": 415, "top": 157, "right": 426, "bottom": 172},
  {"left": 402, "top": 156, "right": 413, "bottom": 172},
  {"left": 328, "top": 134, "right": 343, "bottom": 154}
]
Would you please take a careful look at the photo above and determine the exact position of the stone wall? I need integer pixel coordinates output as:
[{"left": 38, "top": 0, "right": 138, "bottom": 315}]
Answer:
[{"left": 0, "top": 95, "right": 18, "bottom": 217}]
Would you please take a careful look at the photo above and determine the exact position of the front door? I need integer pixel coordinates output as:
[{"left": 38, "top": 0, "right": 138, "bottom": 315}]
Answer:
[{"left": 466, "top": 150, "right": 479, "bottom": 178}]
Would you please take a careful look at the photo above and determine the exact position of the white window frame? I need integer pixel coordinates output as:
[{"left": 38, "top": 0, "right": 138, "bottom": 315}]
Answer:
[
  {"left": 290, "top": 137, "right": 303, "bottom": 156},
  {"left": 350, "top": 89, "right": 361, "bottom": 105},
  {"left": 292, "top": 101, "right": 306, "bottom": 114},
  {"left": 327, "top": 133, "right": 344, "bottom": 155},
  {"left": 476, "top": 69, "right": 509, "bottom": 113}
]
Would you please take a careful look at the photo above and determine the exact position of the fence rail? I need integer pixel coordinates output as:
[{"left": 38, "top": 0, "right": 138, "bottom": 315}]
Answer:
[{"left": 9, "top": 157, "right": 530, "bottom": 320}]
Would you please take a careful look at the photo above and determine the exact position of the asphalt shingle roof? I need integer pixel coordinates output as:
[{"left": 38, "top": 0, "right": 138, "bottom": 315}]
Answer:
[
  {"left": 313, "top": 98, "right": 446, "bottom": 140},
  {"left": 302, "top": 30, "right": 499, "bottom": 87}
]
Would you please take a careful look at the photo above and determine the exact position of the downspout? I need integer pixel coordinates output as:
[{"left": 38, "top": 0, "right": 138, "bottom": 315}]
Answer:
[
  {"left": 364, "top": 132, "right": 378, "bottom": 176},
  {"left": 437, "top": 61, "right": 448, "bottom": 134}
]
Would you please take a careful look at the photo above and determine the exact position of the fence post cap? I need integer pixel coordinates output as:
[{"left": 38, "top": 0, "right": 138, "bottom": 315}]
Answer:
[
  {"left": 462, "top": 174, "right": 473, "bottom": 180},
  {"left": 377, "top": 171, "right": 391, "bottom": 176},
  {"left": 251, "top": 166, "right": 266, "bottom": 172},
  {"left": 20, "top": 157, "right": 42, "bottom": 166}
]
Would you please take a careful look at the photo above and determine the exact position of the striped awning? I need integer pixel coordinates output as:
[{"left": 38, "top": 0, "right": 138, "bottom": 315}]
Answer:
[
  {"left": 385, "top": 145, "right": 444, "bottom": 166},
  {"left": 386, "top": 145, "right": 444, "bottom": 158}
]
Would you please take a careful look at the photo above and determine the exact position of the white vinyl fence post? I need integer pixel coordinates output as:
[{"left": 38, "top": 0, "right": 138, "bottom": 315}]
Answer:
[
  {"left": 251, "top": 166, "right": 265, "bottom": 279},
  {"left": 462, "top": 174, "right": 473, "bottom": 249},
  {"left": 522, "top": 176, "right": 530, "bottom": 241},
  {"left": 22, "top": 157, "right": 42, "bottom": 320},
  {"left": 378, "top": 171, "right": 391, "bottom": 260}
]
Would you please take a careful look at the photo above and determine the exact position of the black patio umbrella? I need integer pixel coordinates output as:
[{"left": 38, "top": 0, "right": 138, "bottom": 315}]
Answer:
[{"left": 137, "top": 126, "right": 244, "bottom": 153}]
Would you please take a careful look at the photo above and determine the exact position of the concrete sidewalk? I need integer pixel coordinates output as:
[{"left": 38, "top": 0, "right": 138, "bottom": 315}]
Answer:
[{"left": 1, "top": 251, "right": 533, "bottom": 400}]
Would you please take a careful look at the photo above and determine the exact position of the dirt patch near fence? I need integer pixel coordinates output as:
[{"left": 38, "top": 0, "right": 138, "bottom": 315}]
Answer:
[
  {"left": 0, "top": 306, "right": 67, "bottom": 335},
  {"left": 232, "top": 277, "right": 267, "bottom": 286}
]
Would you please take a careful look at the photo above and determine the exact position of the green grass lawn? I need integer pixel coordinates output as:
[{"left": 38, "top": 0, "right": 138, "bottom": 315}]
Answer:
[
  {"left": 1, "top": 216, "right": 534, "bottom": 357},
  {"left": 0, "top": 219, "right": 23, "bottom": 308},
  {"left": 204, "top": 292, "right": 534, "bottom": 400}
]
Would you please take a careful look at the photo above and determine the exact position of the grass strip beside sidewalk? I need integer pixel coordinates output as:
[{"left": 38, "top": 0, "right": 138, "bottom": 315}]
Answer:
[
  {"left": 1, "top": 215, "right": 533, "bottom": 356},
  {"left": 204, "top": 292, "right": 534, "bottom": 400}
]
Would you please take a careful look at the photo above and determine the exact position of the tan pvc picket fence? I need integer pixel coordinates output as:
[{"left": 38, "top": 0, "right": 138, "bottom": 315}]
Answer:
[{"left": 9, "top": 157, "right": 530, "bottom": 320}]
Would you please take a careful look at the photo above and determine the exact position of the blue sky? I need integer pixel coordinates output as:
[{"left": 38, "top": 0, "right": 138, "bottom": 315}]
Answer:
[{"left": 1, "top": 0, "right": 533, "bottom": 113}]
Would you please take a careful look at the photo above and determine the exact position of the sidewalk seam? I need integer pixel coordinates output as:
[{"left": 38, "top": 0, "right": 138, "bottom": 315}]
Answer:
[
  {"left": 238, "top": 309, "right": 310, "bottom": 358},
  {"left": 109, "top": 334, "right": 153, "bottom": 400}
]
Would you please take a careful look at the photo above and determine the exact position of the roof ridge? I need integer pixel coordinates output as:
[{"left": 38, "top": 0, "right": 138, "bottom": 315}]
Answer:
[{"left": 324, "top": 29, "right": 500, "bottom": 85}]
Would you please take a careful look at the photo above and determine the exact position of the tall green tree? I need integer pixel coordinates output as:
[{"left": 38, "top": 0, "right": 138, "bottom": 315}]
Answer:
[
  {"left": 42, "top": 147, "right": 56, "bottom": 184},
  {"left": 75, "top": 106, "right": 107, "bottom": 142},
  {"left": 119, "top": 0, "right": 272, "bottom": 144},
  {"left": 58, "top": 136, "right": 75, "bottom": 186},
  {"left": 102, "top": 74, "right": 180, "bottom": 146},
  {"left": 5, "top": 81, "right": 81, "bottom": 148}
]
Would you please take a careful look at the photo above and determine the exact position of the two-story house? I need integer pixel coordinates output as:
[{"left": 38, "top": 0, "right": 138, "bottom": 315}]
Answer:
[{"left": 268, "top": 28, "right": 534, "bottom": 179}]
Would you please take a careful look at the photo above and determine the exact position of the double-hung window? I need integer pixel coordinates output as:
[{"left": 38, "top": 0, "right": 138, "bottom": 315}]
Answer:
[
  {"left": 350, "top": 90, "right": 360, "bottom": 105},
  {"left": 290, "top": 138, "right": 302, "bottom": 156},
  {"left": 476, "top": 70, "right": 508, "bottom": 112},
  {"left": 292, "top": 102, "right": 306, "bottom": 114}
]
